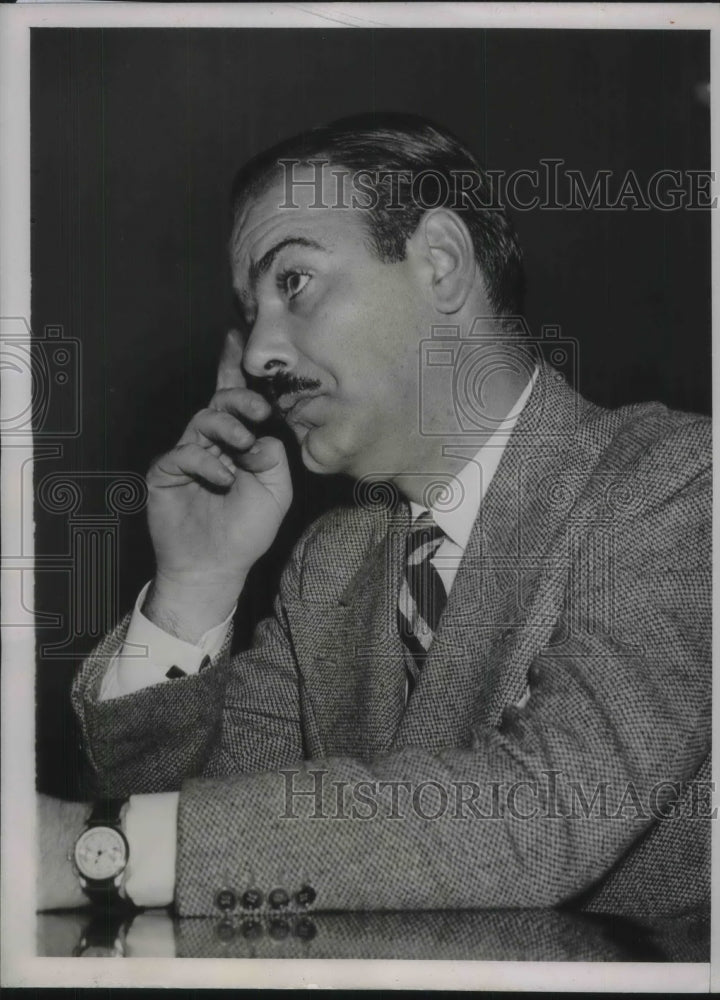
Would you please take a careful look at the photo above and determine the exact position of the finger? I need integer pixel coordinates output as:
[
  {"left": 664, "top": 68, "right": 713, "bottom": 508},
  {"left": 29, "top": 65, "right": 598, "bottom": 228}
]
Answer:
[
  {"left": 208, "top": 386, "right": 272, "bottom": 422},
  {"left": 216, "top": 328, "right": 247, "bottom": 391},
  {"left": 206, "top": 442, "right": 237, "bottom": 474},
  {"left": 235, "top": 435, "right": 288, "bottom": 477},
  {"left": 179, "top": 407, "right": 257, "bottom": 452},
  {"left": 239, "top": 437, "right": 292, "bottom": 513},
  {"left": 149, "top": 442, "right": 236, "bottom": 489}
]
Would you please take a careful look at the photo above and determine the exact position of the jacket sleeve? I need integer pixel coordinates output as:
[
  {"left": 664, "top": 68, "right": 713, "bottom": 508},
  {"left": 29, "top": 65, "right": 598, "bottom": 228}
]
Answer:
[
  {"left": 172, "top": 444, "right": 711, "bottom": 915},
  {"left": 71, "top": 546, "right": 308, "bottom": 798}
]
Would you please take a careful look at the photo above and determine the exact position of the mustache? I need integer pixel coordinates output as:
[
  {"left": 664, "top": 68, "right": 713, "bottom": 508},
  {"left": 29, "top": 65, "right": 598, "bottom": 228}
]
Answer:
[{"left": 247, "top": 371, "right": 323, "bottom": 411}]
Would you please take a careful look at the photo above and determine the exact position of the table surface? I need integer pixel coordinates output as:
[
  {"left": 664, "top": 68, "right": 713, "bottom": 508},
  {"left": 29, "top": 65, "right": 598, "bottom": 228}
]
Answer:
[{"left": 37, "top": 905, "right": 710, "bottom": 961}]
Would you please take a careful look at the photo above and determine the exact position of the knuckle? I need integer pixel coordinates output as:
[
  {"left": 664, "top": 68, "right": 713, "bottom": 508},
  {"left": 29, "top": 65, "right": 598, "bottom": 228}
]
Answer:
[{"left": 149, "top": 448, "right": 172, "bottom": 470}]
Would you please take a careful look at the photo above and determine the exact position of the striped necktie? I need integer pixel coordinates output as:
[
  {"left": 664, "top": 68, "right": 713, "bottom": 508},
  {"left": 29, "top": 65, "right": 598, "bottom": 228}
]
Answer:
[{"left": 397, "top": 511, "right": 447, "bottom": 693}]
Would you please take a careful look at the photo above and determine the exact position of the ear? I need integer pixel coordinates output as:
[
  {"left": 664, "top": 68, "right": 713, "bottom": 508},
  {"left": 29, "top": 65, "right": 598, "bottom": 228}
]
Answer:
[{"left": 408, "top": 209, "right": 477, "bottom": 314}]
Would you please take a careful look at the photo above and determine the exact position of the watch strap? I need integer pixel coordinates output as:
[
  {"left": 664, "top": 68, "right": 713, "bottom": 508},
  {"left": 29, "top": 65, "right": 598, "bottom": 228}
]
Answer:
[{"left": 88, "top": 798, "right": 127, "bottom": 828}]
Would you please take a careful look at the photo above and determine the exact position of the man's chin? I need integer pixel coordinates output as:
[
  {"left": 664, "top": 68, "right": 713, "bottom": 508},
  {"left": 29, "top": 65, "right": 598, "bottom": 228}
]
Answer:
[{"left": 298, "top": 426, "right": 349, "bottom": 476}]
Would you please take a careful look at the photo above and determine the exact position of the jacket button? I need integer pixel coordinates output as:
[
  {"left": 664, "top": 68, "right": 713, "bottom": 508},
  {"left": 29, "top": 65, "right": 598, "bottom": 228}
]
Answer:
[
  {"left": 215, "top": 888, "right": 237, "bottom": 911},
  {"left": 269, "top": 916, "right": 290, "bottom": 940},
  {"left": 295, "top": 916, "right": 317, "bottom": 941},
  {"left": 295, "top": 885, "right": 317, "bottom": 908},
  {"left": 215, "top": 918, "right": 235, "bottom": 942},
  {"left": 241, "top": 888, "right": 263, "bottom": 910},
  {"left": 528, "top": 660, "right": 542, "bottom": 685},
  {"left": 269, "top": 888, "right": 290, "bottom": 909},
  {"left": 241, "top": 917, "right": 263, "bottom": 940}
]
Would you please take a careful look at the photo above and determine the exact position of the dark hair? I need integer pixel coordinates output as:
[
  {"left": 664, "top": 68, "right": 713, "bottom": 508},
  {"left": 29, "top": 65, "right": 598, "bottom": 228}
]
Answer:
[{"left": 230, "top": 112, "right": 524, "bottom": 317}]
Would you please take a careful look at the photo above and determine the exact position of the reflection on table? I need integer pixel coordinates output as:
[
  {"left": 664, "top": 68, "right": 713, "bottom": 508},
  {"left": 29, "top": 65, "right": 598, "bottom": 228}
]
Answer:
[{"left": 37, "top": 904, "right": 710, "bottom": 961}]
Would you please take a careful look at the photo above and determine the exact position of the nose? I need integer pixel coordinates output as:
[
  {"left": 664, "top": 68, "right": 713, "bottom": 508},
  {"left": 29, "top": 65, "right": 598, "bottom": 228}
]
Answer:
[{"left": 241, "top": 309, "right": 299, "bottom": 379}]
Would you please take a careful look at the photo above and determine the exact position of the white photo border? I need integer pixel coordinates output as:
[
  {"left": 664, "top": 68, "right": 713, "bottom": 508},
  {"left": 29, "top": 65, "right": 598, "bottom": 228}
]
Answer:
[{"left": 1, "top": 2, "right": 717, "bottom": 990}]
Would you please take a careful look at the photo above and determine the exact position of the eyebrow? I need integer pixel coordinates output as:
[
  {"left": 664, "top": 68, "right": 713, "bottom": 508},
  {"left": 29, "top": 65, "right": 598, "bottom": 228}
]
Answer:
[{"left": 248, "top": 236, "right": 327, "bottom": 290}]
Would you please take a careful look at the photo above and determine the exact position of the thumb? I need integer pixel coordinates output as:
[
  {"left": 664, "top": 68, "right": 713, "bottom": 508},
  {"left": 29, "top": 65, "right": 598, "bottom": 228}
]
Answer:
[{"left": 240, "top": 436, "right": 292, "bottom": 509}]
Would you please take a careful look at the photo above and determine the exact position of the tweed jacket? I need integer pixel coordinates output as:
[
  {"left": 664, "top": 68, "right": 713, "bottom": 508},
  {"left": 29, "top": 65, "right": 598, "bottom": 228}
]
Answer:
[
  {"left": 172, "top": 907, "right": 709, "bottom": 962},
  {"left": 72, "top": 363, "right": 712, "bottom": 918}
]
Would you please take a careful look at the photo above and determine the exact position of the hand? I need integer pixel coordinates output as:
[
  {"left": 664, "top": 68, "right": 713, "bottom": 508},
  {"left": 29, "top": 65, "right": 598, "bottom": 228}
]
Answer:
[
  {"left": 144, "top": 330, "right": 293, "bottom": 634},
  {"left": 36, "top": 793, "right": 90, "bottom": 911}
]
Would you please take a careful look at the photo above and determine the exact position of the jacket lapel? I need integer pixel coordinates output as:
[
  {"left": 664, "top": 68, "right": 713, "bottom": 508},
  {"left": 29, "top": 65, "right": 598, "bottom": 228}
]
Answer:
[
  {"left": 283, "top": 501, "right": 410, "bottom": 756},
  {"left": 394, "top": 364, "right": 595, "bottom": 751}
]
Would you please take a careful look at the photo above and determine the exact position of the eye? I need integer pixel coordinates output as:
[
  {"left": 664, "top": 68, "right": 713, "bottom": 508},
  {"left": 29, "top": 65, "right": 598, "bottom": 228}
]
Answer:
[{"left": 278, "top": 268, "right": 312, "bottom": 301}]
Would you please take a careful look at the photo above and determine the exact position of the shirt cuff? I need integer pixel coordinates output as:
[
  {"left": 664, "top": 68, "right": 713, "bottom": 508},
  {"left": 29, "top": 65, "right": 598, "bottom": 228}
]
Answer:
[
  {"left": 99, "top": 581, "right": 235, "bottom": 701},
  {"left": 123, "top": 791, "right": 179, "bottom": 908}
]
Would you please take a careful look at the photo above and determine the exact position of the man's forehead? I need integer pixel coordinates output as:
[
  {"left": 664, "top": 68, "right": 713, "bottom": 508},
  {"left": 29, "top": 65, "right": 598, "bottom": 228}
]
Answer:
[{"left": 231, "top": 166, "right": 364, "bottom": 270}]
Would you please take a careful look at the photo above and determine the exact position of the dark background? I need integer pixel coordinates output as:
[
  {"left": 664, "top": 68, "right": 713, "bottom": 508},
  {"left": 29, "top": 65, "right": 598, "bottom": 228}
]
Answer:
[{"left": 32, "top": 28, "right": 711, "bottom": 798}]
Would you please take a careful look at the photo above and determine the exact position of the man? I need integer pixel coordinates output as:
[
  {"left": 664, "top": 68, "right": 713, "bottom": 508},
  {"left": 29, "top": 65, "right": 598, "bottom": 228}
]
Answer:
[{"left": 39, "top": 113, "right": 711, "bottom": 919}]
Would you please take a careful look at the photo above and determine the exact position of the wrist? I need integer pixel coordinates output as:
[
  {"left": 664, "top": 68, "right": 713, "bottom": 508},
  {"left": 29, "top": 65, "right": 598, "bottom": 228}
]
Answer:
[
  {"left": 36, "top": 795, "right": 91, "bottom": 911},
  {"left": 143, "top": 570, "right": 246, "bottom": 643},
  {"left": 117, "top": 800, "right": 132, "bottom": 903}
]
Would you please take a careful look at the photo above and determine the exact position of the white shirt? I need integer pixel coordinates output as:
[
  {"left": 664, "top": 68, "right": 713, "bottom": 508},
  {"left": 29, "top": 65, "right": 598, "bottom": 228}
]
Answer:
[
  {"left": 104, "top": 369, "right": 538, "bottom": 910},
  {"left": 409, "top": 366, "right": 538, "bottom": 587}
]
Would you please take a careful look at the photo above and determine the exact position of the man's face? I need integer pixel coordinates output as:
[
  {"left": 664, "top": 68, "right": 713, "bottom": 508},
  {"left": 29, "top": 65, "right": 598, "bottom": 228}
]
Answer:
[{"left": 230, "top": 166, "right": 432, "bottom": 481}]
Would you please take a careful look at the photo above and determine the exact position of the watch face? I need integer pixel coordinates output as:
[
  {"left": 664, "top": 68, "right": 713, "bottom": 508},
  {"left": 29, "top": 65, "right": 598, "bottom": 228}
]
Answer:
[{"left": 74, "top": 827, "right": 127, "bottom": 881}]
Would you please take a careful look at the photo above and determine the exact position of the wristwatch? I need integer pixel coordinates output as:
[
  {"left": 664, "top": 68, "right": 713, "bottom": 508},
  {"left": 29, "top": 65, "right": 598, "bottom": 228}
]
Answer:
[{"left": 72, "top": 799, "right": 130, "bottom": 906}]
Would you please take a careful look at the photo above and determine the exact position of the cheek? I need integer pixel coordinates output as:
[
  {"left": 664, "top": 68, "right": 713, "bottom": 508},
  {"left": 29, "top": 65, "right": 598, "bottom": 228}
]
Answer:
[
  {"left": 298, "top": 299, "right": 370, "bottom": 381},
  {"left": 300, "top": 266, "right": 422, "bottom": 399},
  {"left": 341, "top": 293, "right": 420, "bottom": 377}
]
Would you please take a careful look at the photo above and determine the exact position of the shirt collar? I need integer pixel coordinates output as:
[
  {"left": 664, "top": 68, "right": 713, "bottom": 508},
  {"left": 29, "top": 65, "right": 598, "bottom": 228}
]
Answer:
[{"left": 409, "top": 367, "right": 538, "bottom": 549}]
